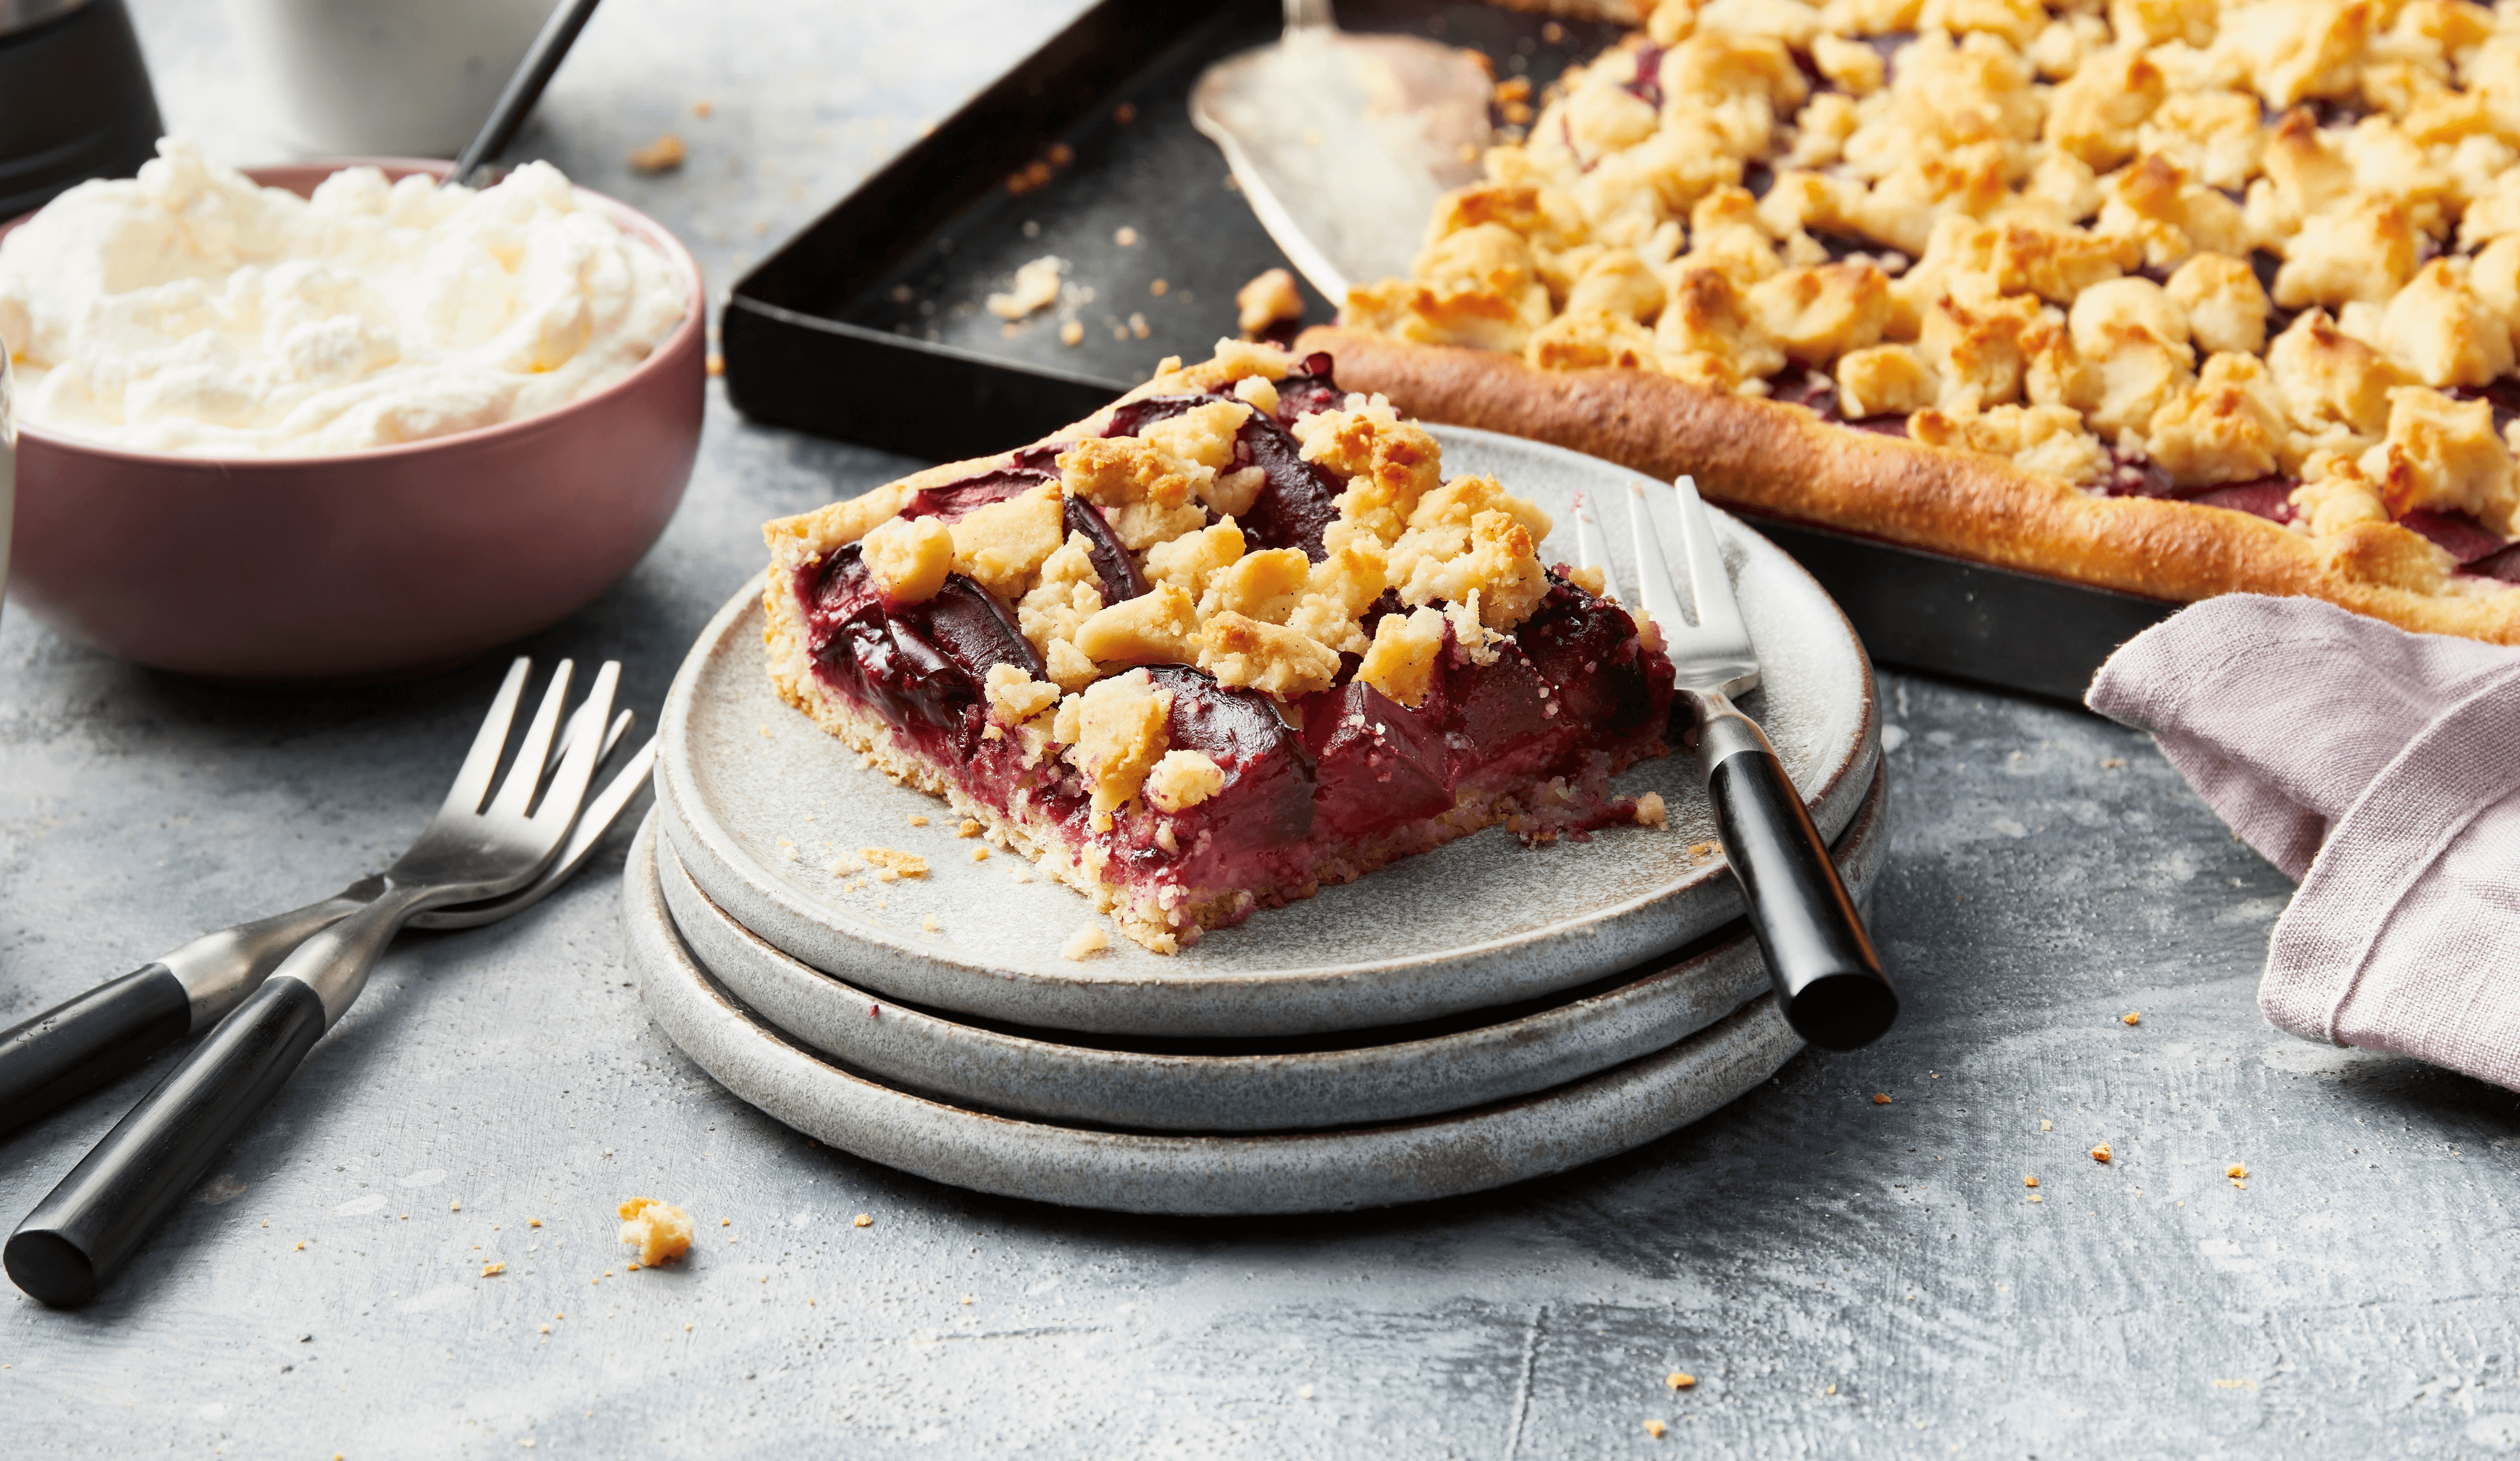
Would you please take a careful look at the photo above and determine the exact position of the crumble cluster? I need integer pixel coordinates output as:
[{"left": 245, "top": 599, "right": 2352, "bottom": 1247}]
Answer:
[
  {"left": 616, "top": 1197, "right": 692, "bottom": 1266},
  {"left": 1347, "top": 0, "right": 2520, "bottom": 591},
  {"left": 843, "top": 342, "right": 1564, "bottom": 819}
]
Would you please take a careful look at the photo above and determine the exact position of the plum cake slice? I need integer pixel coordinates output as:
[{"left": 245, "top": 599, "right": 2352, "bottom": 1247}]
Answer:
[{"left": 761, "top": 343, "right": 1676, "bottom": 953}]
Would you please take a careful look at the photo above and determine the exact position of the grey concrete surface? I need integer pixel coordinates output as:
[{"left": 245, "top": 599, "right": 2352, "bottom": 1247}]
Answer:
[{"left": 5, "top": 2, "right": 2518, "bottom": 1455}]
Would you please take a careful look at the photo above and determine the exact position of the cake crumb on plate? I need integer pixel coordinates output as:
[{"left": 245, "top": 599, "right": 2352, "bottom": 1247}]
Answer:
[
  {"left": 1633, "top": 792, "right": 1668, "bottom": 829},
  {"left": 1061, "top": 924, "right": 1111, "bottom": 961}
]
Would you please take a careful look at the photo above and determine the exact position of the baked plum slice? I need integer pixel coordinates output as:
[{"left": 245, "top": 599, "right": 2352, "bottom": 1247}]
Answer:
[{"left": 798, "top": 544, "right": 1043, "bottom": 760}]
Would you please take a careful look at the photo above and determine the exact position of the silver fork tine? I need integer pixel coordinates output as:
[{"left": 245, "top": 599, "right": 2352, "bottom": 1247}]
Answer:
[
  {"left": 530, "top": 660, "right": 620, "bottom": 830},
  {"left": 1626, "top": 480, "right": 1688, "bottom": 637},
  {"left": 487, "top": 659, "right": 575, "bottom": 820},
  {"left": 443, "top": 658, "right": 531, "bottom": 815},
  {"left": 1572, "top": 491, "right": 1609, "bottom": 577},
  {"left": 1672, "top": 476, "right": 1748, "bottom": 648}
]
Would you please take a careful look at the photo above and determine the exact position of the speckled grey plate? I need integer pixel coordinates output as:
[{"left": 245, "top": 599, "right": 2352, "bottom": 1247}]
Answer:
[
  {"left": 657, "top": 759, "right": 1880, "bottom": 1130},
  {"left": 659, "top": 424, "right": 1877, "bottom": 1037},
  {"left": 622, "top": 813, "right": 1805, "bottom": 1214}
]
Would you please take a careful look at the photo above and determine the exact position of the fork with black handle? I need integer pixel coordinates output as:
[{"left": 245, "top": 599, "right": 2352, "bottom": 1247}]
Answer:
[
  {"left": 0, "top": 695, "right": 653, "bottom": 1142},
  {"left": 1579, "top": 479, "right": 1899, "bottom": 1051},
  {"left": 5, "top": 657, "right": 618, "bottom": 1306}
]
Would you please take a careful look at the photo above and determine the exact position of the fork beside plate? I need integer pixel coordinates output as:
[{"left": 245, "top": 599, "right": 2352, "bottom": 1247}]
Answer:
[{"left": 0, "top": 659, "right": 654, "bottom": 1305}]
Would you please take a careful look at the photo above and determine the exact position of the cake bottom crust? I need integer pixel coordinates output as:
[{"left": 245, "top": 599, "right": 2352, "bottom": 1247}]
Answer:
[
  {"left": 1298, "top": 326, "right": 2520, "bottom": 646},
  {"left": 768, "top": 661, "right": 1641, "bottom": 955}
]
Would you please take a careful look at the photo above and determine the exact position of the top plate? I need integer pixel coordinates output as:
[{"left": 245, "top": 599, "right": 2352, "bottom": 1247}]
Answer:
[{"left": 656, "top": 424, "right": 1878, "bottom": 1036}]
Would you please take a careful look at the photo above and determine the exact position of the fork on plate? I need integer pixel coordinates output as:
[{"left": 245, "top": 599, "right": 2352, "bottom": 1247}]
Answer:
[
  {"left": 1579, "top": 477, "right": 1900, "bottom": 1052},
  {"left": 5, "top": 659, "right": 629, "bottom": 1305}
]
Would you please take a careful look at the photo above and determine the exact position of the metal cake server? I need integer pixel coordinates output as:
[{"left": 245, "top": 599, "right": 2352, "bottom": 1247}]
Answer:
[
  {"left": 1579, "top": 481, "right": 1900, "bottom": 1051},
  {"left": 0, "top": 669, "right": 654, "bottom": 1145},
  {"left": 1190, "top": 0, "right": 1493, "bottom": 300}
]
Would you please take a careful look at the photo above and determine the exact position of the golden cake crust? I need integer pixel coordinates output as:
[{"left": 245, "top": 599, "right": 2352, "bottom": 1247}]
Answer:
[{"left": 1299, "top": 324, "right": 2520, "bottom": 644}]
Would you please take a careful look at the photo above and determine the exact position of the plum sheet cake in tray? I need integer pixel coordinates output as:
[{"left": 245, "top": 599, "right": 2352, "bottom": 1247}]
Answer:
[
  {"left": 1308, "top": 0, "right": 2520, "bottom": 642},
  {"left": 761, "top": 344, "right": 1680, "bottom": 952}
]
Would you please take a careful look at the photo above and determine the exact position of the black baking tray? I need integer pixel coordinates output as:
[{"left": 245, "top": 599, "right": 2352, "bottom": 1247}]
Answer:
[{"left": 722, "top": 0, "right": 2170, "bottom": 703}]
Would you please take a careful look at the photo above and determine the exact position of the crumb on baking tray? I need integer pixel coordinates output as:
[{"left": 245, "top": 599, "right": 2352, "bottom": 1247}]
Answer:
[
  {"left": 986, "top": 257, "right": 1063, "bottom": 321},
  {"left": 1633, "top": 791, "right": 1667, "bottom": 829},
  {"left": 617, "top": 1197, "right": 693, "bottom": 1266},
  {"left": 629, "top": 133, "right": 686, "bottom": 173},
  {"left": 1061, "top": 923, "right": 1112, "bottom": 961},
  {"left": 1115, "top": 226, "right": 1139, "bottom": 247},
  {"left": 1236, "top": 267, "right": 1304, "bottom": 337},
  {"left": 1060, "top": 320, "right": 1084, "bottom": 347}
]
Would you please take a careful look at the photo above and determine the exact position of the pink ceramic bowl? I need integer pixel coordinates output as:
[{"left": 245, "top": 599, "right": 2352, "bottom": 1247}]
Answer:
[{"left": 2, "top": 160, "right": 705, "bottom": 680}]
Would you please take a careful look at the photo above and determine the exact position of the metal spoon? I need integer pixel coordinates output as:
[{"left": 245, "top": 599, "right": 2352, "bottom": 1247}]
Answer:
[
  {"left": 1190, "top": 0, "right": 1493, "bottom": 300},
  {"left": 445, "top": 0, "right": 604, "bottom": 188}
]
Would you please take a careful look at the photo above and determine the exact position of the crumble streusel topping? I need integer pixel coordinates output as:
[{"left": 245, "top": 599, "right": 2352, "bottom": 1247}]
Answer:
[
  {"left": 1346, "top": 0, "right": 2520, "bottom": 592},
  {"left": 808, "top": 342, "right": 1566, "bottom": 821}
]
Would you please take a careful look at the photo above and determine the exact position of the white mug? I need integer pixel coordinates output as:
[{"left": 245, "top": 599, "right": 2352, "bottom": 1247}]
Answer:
[{"left": 223, "top": 0, "right": 564, "bottom": 158}]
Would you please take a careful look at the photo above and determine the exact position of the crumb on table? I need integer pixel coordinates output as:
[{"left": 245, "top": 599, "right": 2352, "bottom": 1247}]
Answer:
[
  {"left": 1872, "top": 1093, "right": 1891, "bottom": 1105},
  {"left": 853, "top": 1213, "right": 873, "bottom": 1228},
  {"left": 1061, "top": 924, "right": 1111, "bottom": 961},
  {"left": 2091, "top": 1144, "right": 2113, "bottom": 1163},
  {"left": 2122, "top": 1011, "right": 2141, "bottom": 1026},
  {"left": 628, "top": 133, "right": 687, "bottom": 173},
  {"left": 617, "top": 1197, "right": 693, "bottom": 1266},
  {"left": 481, "top": 1261, "right": 505, "bottom": 1277},
  {"left": 1644, "top": 1419, "right": 1668, "bottom": 1438},
  {"left": 1667, "top": 1372, "right": 1695, "bottom": 1390}
]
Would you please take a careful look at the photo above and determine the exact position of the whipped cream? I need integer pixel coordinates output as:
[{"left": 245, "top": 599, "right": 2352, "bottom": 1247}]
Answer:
[{"left": 0, "top": 140, "right": 687, "bottom": 457}]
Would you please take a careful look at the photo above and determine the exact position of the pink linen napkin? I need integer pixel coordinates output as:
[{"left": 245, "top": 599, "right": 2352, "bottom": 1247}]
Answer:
[{"left": 2086, "top": 593, "right": 2520, "bottom": 1090}]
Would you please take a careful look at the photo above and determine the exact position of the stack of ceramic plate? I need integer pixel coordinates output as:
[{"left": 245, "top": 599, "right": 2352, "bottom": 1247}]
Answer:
[{"left": 623, "top": 427, "right": 1886, "bottom": 1215}]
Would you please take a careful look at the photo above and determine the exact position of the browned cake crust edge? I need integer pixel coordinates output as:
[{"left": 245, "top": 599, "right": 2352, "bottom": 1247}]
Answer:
[{"left": 1298, "top": 326, "right": 2520, "bottom": 646}]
